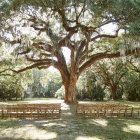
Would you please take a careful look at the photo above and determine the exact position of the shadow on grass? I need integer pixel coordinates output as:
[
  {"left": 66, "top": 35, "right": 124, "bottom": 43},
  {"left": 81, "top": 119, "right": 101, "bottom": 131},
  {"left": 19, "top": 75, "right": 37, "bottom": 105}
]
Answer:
[{"left": 0, "top": 104, "right": 140, "bottom": 140}]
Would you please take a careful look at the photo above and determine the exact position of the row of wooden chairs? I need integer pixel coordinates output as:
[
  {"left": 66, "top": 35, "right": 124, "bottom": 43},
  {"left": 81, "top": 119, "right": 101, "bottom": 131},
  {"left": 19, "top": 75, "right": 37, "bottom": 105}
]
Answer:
[
  {"left": 0, "top": 103, "right": 61, "bottom": 119},
  {"left": 0, "top": 103, "right": 139, "bottom": 119},
  {"left": 76, "top": 103, "right": 140, "bottom": 118}
]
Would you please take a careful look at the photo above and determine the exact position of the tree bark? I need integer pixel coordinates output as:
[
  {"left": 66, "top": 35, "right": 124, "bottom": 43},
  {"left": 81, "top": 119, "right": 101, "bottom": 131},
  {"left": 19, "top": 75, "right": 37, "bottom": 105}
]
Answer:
[
  {"left": 63, "top": 78, "right": 77, "bottom": 104},
  {"left": 111, "top": 85, "right": 117, "bottom": 100}
]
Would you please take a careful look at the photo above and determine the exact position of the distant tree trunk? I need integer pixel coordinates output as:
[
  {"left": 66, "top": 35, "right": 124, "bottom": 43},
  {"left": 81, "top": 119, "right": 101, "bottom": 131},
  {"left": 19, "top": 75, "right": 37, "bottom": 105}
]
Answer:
[{"left": 111, "top": 85, "right": 117, "bottom": 100}]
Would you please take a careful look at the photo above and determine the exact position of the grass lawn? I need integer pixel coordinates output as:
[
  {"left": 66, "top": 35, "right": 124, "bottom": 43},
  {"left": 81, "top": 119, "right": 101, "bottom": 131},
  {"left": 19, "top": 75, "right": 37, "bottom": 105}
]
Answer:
[{"left": 0, "top": 98, "right": 140, "bottom": 140}]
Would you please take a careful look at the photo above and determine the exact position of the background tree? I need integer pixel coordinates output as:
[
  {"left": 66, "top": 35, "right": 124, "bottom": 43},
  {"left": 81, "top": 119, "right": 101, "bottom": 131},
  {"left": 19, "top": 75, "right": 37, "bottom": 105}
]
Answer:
[
  {"left": 55, "top": 85, "right": 65, "bottom": 99},
  {"left": 0, "top": 75, "right": 24, "bottom": 100},
  {"left": 0, "top": 0, "right": 140, "bottom": 103},
  {"left": 77, "top": 57, "right": 140, "bottom": 101},
  {"left": 0, "top": 41, "right": 32, "bottom": 100},
  {"left": 121, "top": 57, "right": 140, "bottom": 101},
  {"left": 77, "top": 69, "right": 106, "bottom": 101},
  {"left": 26, "top": 69, "right": 62, "bottom": 98},
  {"left": 94, "top": 59, "right": 128, "bottom": 100},
  {"left": 122, "top": 70, "right": 140, "bottom": 101}
]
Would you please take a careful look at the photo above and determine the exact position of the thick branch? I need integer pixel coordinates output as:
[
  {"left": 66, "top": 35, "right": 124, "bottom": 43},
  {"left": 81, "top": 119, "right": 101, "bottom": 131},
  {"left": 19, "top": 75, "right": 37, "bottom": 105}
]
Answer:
[
  {"left": 12, "top": 62, "right": 50, "bottom": 73},
  {"left": 58, "top": 31, "right": 76, "bottom": 49},
  {"left": 78, "top": 48, "right": 140, "bottom": 76},
  {"left": 91, "top": 28, "right": 120, "bottom": 42},
  {"left": 55, "top": 50, "right": 70, "bottom": 80},
  {"left": 39, "top": 53, "right": 52, "bottom": 58},
  {"left": 70, "top": 47, "right": 75, "bottom": 76},
  {"left": 75, "top": 38, "right": 89, "bottom": 72},
  {"left": 37, "top": 66, "right": 50, "bottom": 69},
  {"left": 26, "top": 56, "right": 53, "bottom": 63},
  {"left": 128, "top": 61, "right": 140, "bottom": 73},
  {"left": 0, "top": 69, "right": 11, "bottom": 74},
  {"left": 58, "top": 9, "right": 74, "bottom": 32},
  {"left": 0, "top": 74, "right": 13, "bottom": 77}
]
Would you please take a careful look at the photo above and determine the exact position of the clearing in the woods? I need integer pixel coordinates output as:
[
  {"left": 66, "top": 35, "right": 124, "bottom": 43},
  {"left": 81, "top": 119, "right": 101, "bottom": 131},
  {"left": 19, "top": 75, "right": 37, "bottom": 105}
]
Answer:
[{"left": 0, "top": 98, "right": 140, "bottom": 140}]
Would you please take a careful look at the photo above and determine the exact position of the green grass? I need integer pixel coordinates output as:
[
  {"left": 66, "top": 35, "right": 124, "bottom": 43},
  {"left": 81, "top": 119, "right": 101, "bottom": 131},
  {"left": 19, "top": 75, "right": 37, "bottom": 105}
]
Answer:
[
  {"left": 0, "top": 117, "right": 140, "bottom": 140},
  {"left": 80, "top": 100, "right": 140, "bottom": 107},
  {"left": 0, "top": 98, "right": 140, "bottom": 140},
  {"left": 0, "top": 98, "right": 140, "bottom": 107},
  {"left": 0, "top": 98, "right": 62, "bottom": 105}
]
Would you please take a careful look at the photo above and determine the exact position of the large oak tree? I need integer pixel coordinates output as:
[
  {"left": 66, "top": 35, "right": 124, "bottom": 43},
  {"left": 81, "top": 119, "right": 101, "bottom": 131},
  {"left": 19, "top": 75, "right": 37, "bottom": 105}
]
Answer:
[{"left": 0, "top": 0, "right": 140, "bottom": 103}]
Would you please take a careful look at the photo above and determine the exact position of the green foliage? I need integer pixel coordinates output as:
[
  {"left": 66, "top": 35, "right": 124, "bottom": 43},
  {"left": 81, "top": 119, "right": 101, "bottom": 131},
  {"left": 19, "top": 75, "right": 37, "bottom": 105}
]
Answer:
[
  {"left": 4, "top": 0, "right": 140, "bottom": 29},
  {"left": 0, "top": 42, "right": 33, "bottom": 100},
  {"left": 55, "top": 86, "right": 65, "bottom": 99},
  {"left": 94, "top": 58, "right": 128, "bottom": 100},
  {"left": 122, "top": 71, "right": 140, "bottom": 101},
  {"left": 0, "top": 0, "right": 9, "bottom": 11},
  {"left": 88, "top": 86, "right": 105, "bottom": 101},
  {"left": 26, "top": 69, "right": 62, "bottom": 98},
  {"left": 0, "top": 75, "right": 23, "bottom": 100},
  {"left": 45, "top": 71, "right": 62, "bottom": 97},
  {"left": 77, "top": 69, "right": 106, "bottom": 101},
  {"left": 0, "top": 68, "right": 33, "bottom": 100}
]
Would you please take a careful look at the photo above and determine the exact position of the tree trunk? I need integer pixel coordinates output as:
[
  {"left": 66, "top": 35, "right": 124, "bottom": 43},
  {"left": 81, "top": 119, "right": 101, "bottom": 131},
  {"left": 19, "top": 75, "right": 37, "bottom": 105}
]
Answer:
[
  {"left": 112, "top": 85, "right": 117, "bottom": 100},
  {"left": 64, "top": 78, "right": 77, "bottom": 104}
]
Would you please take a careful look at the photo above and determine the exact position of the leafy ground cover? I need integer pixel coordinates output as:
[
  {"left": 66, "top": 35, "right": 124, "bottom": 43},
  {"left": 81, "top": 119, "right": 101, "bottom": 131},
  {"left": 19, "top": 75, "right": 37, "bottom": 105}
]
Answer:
[{"left": 0, "top": 98, "right": 140, "bottom": 140}]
